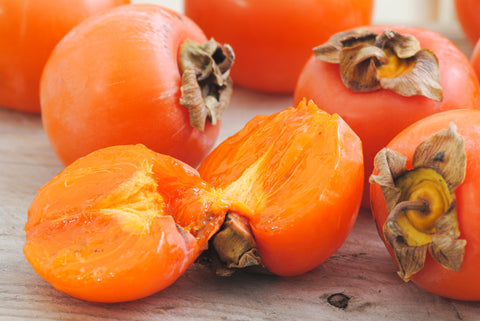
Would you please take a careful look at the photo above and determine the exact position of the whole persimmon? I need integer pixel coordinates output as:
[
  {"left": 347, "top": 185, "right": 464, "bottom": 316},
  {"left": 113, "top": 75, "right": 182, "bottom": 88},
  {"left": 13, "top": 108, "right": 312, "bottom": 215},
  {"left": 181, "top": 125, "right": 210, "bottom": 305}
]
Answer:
[
  {"left": 294, "top": 26, "right": 480, "bottom": 208},
  {"left": 25, "top": 100, "right": 363, "bottom": 302},
  {"left": 370, "top": 109, "right": 480, "bottom": 301},
  {"left": 0, "top": 0, "right": 129, "bottom": 113},
  {"left": 40, "top": 4, "right": 234, "bottom": 168},
  {"left": 184, "top": 0, "right": 373, "bottom": 93}
]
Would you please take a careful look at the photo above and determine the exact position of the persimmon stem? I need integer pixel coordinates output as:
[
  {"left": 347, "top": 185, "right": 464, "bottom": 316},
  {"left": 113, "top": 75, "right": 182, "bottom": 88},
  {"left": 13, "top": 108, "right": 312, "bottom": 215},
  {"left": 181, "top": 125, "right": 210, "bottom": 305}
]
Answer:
[{"left": 386, "top": 200, "right": 429, "bottom": 237}]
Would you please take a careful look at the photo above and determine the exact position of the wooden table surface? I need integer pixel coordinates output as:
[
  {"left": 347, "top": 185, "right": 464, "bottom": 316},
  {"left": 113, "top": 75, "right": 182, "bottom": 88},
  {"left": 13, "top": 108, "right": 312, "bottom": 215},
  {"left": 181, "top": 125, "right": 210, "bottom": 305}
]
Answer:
[{"left": 2, "top": 3, "right": 480, "bottom": 319}]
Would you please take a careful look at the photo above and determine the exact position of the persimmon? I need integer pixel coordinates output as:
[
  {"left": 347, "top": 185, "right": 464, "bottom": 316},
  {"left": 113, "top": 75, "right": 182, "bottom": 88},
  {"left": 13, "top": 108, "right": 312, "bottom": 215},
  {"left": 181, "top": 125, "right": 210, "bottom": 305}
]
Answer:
[
  {"left": 184, "top": 0, "right": 373, "bottom": 93},
  {"left": 455, "top": 0, "right": 480, "bottom": 46},
  {"left": 294, "top": 26, "right": 480, "bottom": 208},
  {"left": 198, "top": 99, "right": 364, "bottom": 276},
  {"left": 25, "top": 100, "right": 363, "bottom": 302},
  {"left": 40, "top": 4, "right": 234, "bottom": 168},
  {"left": 370, "top": 109, "right": 480, "bottom": 301},
  {"left": 24, "top": 144, "right": 229, "bottom": 303},
  {"left": 0, "top": 0, "right": 129, "bottom": 113}
]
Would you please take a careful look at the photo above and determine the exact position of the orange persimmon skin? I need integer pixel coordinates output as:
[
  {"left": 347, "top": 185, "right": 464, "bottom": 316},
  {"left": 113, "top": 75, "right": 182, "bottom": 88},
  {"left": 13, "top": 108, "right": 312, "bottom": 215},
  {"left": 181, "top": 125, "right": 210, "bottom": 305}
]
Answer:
[
  {"left": 24, "top": 145, "right": 226, "bottom": 303},
  {"left": 199, "top": 100, "right": 364, "bottom": 276},
  {"left": 455, "top": 0, "right": 480, "bottom": 45},
  {"left": 184, "top": 0, "right": 373, "bottom": 93},
  {"left": 370, "top": 110, "right": 480, "bottom": 301},
  {"left": 40, "top": 4, "right": 220, "bottom": 168},
  {"left": 0, "top": 0, "right": 129, "bottom": 113},
  {"left": 471, "top": 40, "right": 480, "bottom": 82},
  {"left": 294, "top": 25, "right": 480, "bottom": 208}
]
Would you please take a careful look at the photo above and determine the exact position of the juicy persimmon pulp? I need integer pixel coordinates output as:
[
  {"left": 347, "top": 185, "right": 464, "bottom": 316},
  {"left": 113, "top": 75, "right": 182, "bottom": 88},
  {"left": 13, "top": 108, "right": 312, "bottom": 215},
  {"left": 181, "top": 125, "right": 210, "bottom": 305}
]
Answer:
[
  {"left": 220, "top": 104, "right": 342, "bottom": 218},
  {"left": 24, "top": 145, "right": 226, "bottom": 302}
]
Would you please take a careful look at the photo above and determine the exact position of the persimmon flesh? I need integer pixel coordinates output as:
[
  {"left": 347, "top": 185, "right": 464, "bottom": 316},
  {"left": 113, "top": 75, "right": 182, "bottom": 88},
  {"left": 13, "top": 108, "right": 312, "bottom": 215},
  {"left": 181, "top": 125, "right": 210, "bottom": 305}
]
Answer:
[{"left": 24, "top": 145, "right": 228, "bottom": 303}]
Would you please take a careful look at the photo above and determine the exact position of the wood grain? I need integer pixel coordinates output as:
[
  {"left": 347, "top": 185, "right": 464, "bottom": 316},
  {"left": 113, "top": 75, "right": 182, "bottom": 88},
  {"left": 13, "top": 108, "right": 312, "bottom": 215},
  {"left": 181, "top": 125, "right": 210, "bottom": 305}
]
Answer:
[{"left": 1, "top": 88, "right": 479, "bottom": 320}]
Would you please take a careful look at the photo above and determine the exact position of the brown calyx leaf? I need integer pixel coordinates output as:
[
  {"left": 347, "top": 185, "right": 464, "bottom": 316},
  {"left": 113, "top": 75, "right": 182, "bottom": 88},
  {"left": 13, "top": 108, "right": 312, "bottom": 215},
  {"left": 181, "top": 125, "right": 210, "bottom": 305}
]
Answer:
[
  {"left": 383, "top": 200, "right": 430, "bottom": 281},
  {"left": 395, "top": 242, "right": 429, "bottom": 281},
  {"left": 379, "top": 49, "right": 443, "bottom": 101},
  {"left": 369, "top": 148, "right": 408, "bottom": 212},
  {"left": 374, "top": 29, "right": 421, "bottom": 58},
  {"left": 429, "top": 203, "right": 466, "bottom": 271},
  {"left": 314, "top": 28, "right": 443, "bottom": 101},
  {"left": 411, "top": 123, "right": 466, "bottom": 190},
  {"left": 179, "top": 38, "right": 235, "bottom": 131},
  {"left": 314, "top": 28, "right": 377, "bottom": 63},
  {"left": 339, "top": 44, "right": 387, "bottom": 92}
]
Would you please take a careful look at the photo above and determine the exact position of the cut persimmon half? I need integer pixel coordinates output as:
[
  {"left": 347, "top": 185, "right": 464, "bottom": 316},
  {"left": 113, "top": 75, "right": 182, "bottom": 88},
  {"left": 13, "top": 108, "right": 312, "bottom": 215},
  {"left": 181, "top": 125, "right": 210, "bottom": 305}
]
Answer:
[
  {"left": 199, "top": 99, "right": 364, "bottom": 276},
  {"left": 24, "top": 145, "right": 227, "bottom": 302}
]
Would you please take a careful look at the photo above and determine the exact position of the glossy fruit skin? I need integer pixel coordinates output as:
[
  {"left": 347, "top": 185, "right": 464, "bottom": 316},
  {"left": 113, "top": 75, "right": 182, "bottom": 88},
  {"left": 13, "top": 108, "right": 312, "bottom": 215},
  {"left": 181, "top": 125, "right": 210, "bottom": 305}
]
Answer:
[
  {"left": 455, "top": 0, "right": 480, "bottom": 45},
  {"left": 199, "top": 100, "right": 364, "bottom": 276},
  {"left": 41, "top": 4, "right": 220, "bottom": 168},
  {"left": 24, "top": 144, "right": 226, "bottom": 303},
  {"left": 184, "top": 0, "right": 373, "bottom": 93},
  {"left": 471, "top": 40, "right": 480, "bottom": 82},
  {"left": 294, "top": 25, "right": 480, "bottom": 208},
  {"left": 0, "top": 0, "right": 129, "bottom": 113},
  {"left": 370, "top": 109, "right": 480, "bottom": 301}
]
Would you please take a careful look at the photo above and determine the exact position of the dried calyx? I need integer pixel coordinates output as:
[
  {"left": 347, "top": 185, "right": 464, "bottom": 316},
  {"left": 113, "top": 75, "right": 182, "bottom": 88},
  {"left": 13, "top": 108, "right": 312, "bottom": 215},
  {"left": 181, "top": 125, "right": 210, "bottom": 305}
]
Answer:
[
  {"left": 179, "top": 38, "right": 235, "bottom": 131},
  {"left": 314, "top": 28, "right": 443, "bottom": 101},
  {"left": 197, "top": 212, "right": 266, "bottom": 277},
  {"left": 369, "top": 123, "right": 466, "bottom": 281}
]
